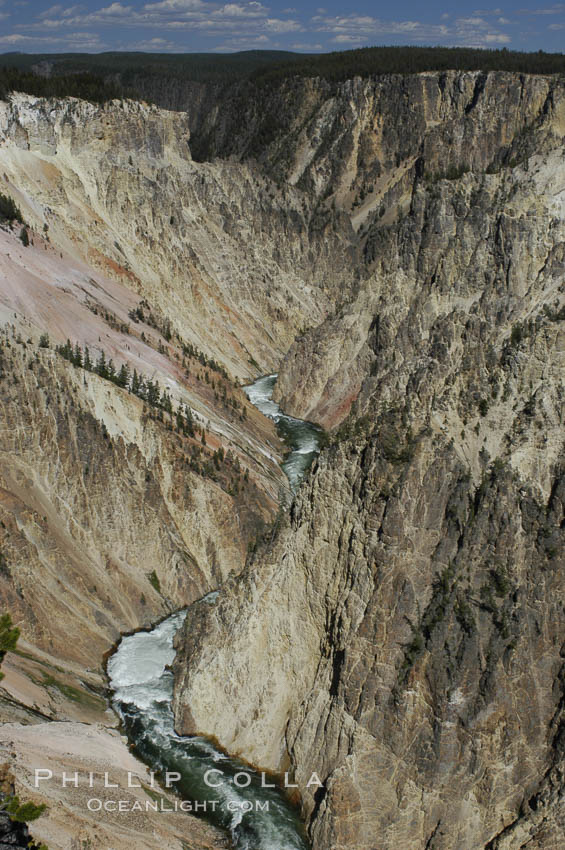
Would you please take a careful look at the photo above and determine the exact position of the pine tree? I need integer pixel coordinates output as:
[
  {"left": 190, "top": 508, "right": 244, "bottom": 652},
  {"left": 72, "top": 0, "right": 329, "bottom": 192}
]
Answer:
[
  {"left": 57, "top": 339, "right": 72, "bottom": 361},
  {"left": 0, "top": 191, "right": 23, "bottom": 223},
  {"left": 73, "top": 342, "right": 83, "bottom": 368},
  {"left": 3, "top": 795, "right": 47, "bottom": 823},
  {"left": 160, "top": 390, "right": 172, "bottom": 414},
  {"left": 131, "top": 369, "right": 141, "bottom": 396},
  {"left": 0, "top": 613, "right": 20, "bottom": 682},
  {"left": 147, "top": 381, "right": 161, "bottom": 407},
  {"left": 84, "top": 346, "right": 92, "bottom": 371},
  {"left": 117, "top": 362, "right": 130, "bottom": 389},
  {"left": 185, "top": 405, "right": 195, "bottom": 436},
  {"left": 95, "top": 350, "right": 108, "bottom": 379}
]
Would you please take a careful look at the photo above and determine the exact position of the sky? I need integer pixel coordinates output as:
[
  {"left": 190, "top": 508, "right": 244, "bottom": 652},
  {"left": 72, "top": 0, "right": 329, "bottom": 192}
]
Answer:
[{"left": 0, "top": 1, "right": 565, "bottom": 54}]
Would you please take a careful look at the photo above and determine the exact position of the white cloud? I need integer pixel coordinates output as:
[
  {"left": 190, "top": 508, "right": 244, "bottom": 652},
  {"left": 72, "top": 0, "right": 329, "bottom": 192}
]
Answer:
[
  {"left": 291, "top": 41, "right": 323, "bottom": 49},
  {"left": 211, "top": 32, "right": 271, "bottom": 50},
  {"left": 452, "top": 13, "right": 511, "bottom": 45},
  {"left": 8, "top": 2, "right": 520, "bottom": 51},
  {"left": 0, "top": 33, "right": 34, "bottom": 42},
  {"left": 36, "top": 0, "right": 133, "bottom": 25},
  {"left": 98, "top": 2, "right": 132, "bottom": 15},
  {"left": 38, "top": 4, "right": 63, "bottom": 17},
  {"left": 37, "top": 3, "right": 85, "bottom": 18},
  {"left": 310, "top": 10, "right": 512, "bottom": 48},
  {"left": 332, "top": 34, "right": 365, "bottom": 43},
  {"left": 457, "top": 16, "right": 488, "bottom": 25},
  {"left": 483, "top": 32, "right": 511, "bottom": 41},
  {"left": 231, "top": 33, "right": 269, "bottom": 41},
  {"left": 313, "top": 13, "right": 450, "bottom": 40},
  {"left": 0, "top": 30, "right": 101, "bottom": 47},
  {"left": 211, "top": 2, "right": 268, "bottom": 17},
  {"left": 143, "top": 0, "right": 204, "bottom": 8},
  {"left": 121, "top": 35, "right": 180, "bottom": 47},
  {"left": 264, "top": 17, "right": 301, "bottom": 32},
  {"left": 22, "top": 0, "right": 303, "bottom": 41}
]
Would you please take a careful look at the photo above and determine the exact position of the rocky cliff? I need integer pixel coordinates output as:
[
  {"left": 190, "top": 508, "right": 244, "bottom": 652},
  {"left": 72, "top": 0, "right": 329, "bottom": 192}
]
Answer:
[
  {"left": 0, "top": 94, "right": 353, "bottom": 379},
  {"left": 2, "top": 67, "right": 565, "bottom": 850},
  {"left": 0, "top": 91, "right": 309, "bottom": 848},
  {"left": 174, "top": 71, "right": 565, "bottom": 850},
  {"left": 272, "top": 70, "right": 565, "bottom": 426}
]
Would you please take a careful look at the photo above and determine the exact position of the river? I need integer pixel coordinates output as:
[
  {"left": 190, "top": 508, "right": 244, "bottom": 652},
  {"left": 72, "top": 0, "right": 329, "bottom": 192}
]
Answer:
[
  {"left": 108, "top": 375, "right": 322, "bottom": 849},
  {"left": 243, "top": 374, "right": 323, "bottom": 493}
]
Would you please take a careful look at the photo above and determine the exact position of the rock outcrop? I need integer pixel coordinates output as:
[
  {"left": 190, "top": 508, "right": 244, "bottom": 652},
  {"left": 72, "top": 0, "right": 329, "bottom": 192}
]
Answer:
[
  {"left": 174, "top": 71, "right": 565, "bottom": 849},
  {"left": 0, "top": 94, "right": 353, "bottom": 379},
  {"left": 273, "top": 71, "right": 565, "bottom": 426},
  {"left": 0, "top": 330, "right": 269, "bottom": 667},
  {"left": 3, "top": 68, "right": 565, "bottom": 850},
  {"left": 0, "top": 88, "right": 318, "bottom": 849}
]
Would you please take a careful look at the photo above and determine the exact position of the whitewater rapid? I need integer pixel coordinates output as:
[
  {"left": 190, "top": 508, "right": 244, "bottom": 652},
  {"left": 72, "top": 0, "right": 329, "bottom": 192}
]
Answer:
[
  {"left": 107, "top": 375, "right": 321, "bottom": 848},
  {"left": 107, "top": 606, "right": 309, "bottom": 850},
  {"left": 243, "top": 374, "right": 323, "bottom": 492}
]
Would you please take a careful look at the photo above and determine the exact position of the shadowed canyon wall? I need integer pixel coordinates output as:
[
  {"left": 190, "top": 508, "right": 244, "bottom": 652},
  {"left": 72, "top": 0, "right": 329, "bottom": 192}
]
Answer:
[{"left": 174, "top": 71, "right": 565, "bottom": 850}]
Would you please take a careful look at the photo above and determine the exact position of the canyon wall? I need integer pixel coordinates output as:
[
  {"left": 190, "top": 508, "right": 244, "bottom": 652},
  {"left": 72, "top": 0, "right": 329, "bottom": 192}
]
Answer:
[
  {"left": 2, "top": 68, "right": 565, "bottom": 850},
  {"left": 0, "top": 94, "right": 353, "bottom": 380},
  {"left": 174, "top": 71, "right": 565, "bottom": 849},
  {"left": 0, "top": 91, "right": 313, "bottom": 849},
  {"left": 271, "top": 71, "right": 565, "bottom": 426}
]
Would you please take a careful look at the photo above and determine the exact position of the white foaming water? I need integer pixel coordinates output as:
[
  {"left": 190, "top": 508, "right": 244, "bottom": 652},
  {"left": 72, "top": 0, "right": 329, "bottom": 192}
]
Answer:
[
  {"left": 108, "top": 608, "right": 309, "bottom": 850},
  {"left": 243, "top": 374, "right": 281, "bottom": 418},
  {"left": 107, "top": 376, "right": 324, "bottom": 848},
  {"left": 243, "top": 375, "right": 323, "bottom": 492}
]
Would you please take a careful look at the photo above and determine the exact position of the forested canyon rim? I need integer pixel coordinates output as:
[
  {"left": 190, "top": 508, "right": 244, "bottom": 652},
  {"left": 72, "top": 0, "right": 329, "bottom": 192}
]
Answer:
[{"left": 0, "top": 66, "right": 564, "bottom": 849}]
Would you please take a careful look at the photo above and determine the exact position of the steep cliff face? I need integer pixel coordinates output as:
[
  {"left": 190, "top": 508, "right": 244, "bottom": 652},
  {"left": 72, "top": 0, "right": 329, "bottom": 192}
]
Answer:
[
  {"left": 0, "top": 332, "right": 265, "bottom": 667},
  {"left": 176, "top": 435, "right": 565, "bottom": 849},
  {"left": 174, "top": 72, "right": 565, "bottom": 849},
  {"left": 273, "top": 71, "right": 565, "bottom": 425},
  {"left": 0, "top": 298, "right": 272, "bottom": 846},
  {"left": 186, "top": 71, "right": 555, "bottom": 212},
  {"left": 0, "top": 90, "right": 317, "bottom": 848},
  {"left": 3, "top": 69, "right": 565, "bottom": 850},
  {"left": 0, "top": 213, "right": 289, "bottom": 678},
  {"left": 0, "top": 94, "right": 353, "bottom": 378}
]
